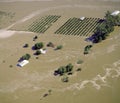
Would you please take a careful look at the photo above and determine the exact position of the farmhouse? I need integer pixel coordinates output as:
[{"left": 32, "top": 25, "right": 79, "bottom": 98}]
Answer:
[
  {"left": 17, "top": 60, "right": 29, "bottom": 67},
  {"left": 111, "top": 10, "right": 120, "bottom": 16}
]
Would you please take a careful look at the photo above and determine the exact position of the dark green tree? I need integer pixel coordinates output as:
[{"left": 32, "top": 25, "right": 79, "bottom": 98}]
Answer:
[
  {"left": 66, "top": 63, "right": 73, "bottom": 72},
  {"left": 56, "top": 45, "right": 63, "bottom": 50},
  {"left": 35, "top": 50, "right": 41, "bottom": 55},
  {"left": 34, "top": 42, "right": 44, "bottom": 50},
  {"left": 21, "top": 53, "right": 31, "bottom": 60}
]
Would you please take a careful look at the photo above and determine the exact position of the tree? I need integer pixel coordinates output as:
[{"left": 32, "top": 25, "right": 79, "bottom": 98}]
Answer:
[
  {"left": 47, "top": 42, "right": 55, "bottom": 48},
  {"left": 33, "top": 35, "right": 38, "bottom": 41},
  {"left": 21, "top": 53, "right": 31, "bottom": 60},
  {"left": 24, "top": 43, "right": 29, "bottom": 48},
  {"left": 34, "top": 42, "right": 44, "bottom": 50},
  {"left": 35, "top": 50, "right": 41, "bottom": 55},
  {"left": 57, "top": 66, "right": 66, "bottom": 75},
  {"left": 66, "top": 63, "right": 73, "bottom": 72},
  {"left": 84, "top": 45, "right": 92, "bottom": 54},
  {"left": 89, "top": 10, "right": 119, "bottom": 44},
  {"left": 56, "top": 45, "right": 63, "bottom": 50},
  {"left": 54, "top": 63, "right": 74, "bottom": 76}
]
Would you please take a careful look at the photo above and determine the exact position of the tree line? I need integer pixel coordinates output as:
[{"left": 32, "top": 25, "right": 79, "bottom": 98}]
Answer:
[{"left": 89, "top": 11, "right": 120, "bottom": 43}]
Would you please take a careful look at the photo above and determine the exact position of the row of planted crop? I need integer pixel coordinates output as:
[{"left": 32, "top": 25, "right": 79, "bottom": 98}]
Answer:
[
  {"left": 28, "top": 15, "right": 61, "bottom": 33},
  {"left": 55, "top": 18, "right": 95, "bottom": 35},
  {"left": 28, "top": 15, "right": 60, "bottom": 33},
  {"left": 55, "top": 17, "right": 101, "bottom": 36}
]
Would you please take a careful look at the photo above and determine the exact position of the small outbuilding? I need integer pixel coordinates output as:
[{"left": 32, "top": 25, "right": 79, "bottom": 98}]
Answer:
[
  {"left": 17, "top": 60, "right": 29, "bottom": 67},
  {"left": 111, "top": 10, "right": 120, "bottom": 16},
  {"left": 40, "top": 49, "right": 46, "bottom": 54},
  {"left": 80, "top": 17, "right": 85, "bottom": 21}
]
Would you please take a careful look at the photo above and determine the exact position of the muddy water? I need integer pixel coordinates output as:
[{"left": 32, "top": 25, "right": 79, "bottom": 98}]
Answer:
[{"left": 0, "top": 0, "right": 120, "bottom": 103}]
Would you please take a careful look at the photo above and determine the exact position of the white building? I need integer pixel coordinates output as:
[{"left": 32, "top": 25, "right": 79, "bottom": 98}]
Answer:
[
  {"left": 80, "top": 17, "right": 85, "bottom": 20},
  {"left": 40, "top": 49, "right": 46, "bottom": 54},
  {"left": 18, "top": 60, "right": 29, "bottom": 67},
  {"left": 111, "top": 10, "right": 120, "bottom": 16}
]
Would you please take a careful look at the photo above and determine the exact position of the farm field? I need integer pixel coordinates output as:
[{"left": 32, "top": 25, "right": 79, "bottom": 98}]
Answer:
[
  {"left": 28, "top": 15, "right": 61, "bottom": 33},
  {"left": 55, "top": 17, "right": 104, "bottom": 36},
  {"left": 0, "top": 0, "right": 120, "bottom": 103}
]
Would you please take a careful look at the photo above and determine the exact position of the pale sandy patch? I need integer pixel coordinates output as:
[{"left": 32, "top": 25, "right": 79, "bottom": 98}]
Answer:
[{"left": 0, "top": 30, "right": 16, "bottom": 38}]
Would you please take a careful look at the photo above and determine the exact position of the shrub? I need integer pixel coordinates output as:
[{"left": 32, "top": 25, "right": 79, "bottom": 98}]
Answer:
[
  {"left": 36, "top": 57, "right": 39, "bottom": 59},
  {"left": 84, "top": 45, "right": 92, "bottom": 54},
  {"left": 61, "top": 76, "right": 69, "bottom": 82},
  {"left": 24, "top": 43, "right": 29, "bottom": 48},
  {"left": 9, "top": 65, "right": 13, "bottom": 68},
  {"left": 47, "top": 42, "right": 55, "bottom": 48},
  {"left": 76, "top": 68, "right": 82, "bottom": 71},
  {"left": 56, "top": 45, "right": 63, "bottom": 50},
  {"left": 35, "top": 50, "right": 41, "bottom": 55},
  {"left": 77, "top": 60, "right": 83, "bottom": 64},
  {"left": 33, "top": 36, "right": 38, "bottom": 41}
]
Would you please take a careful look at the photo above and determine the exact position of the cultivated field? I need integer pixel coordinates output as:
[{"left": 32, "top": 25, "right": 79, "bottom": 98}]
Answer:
[{"left": 55, "top": 17, "right": 104, "bottom": 36}]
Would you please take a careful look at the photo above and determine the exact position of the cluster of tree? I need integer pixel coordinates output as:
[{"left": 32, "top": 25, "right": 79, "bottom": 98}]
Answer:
[
  {"left": 54, "top": 63, "right": 73, "bottom": 76},
  {"left": 84, "top": 45, "right": 92, "bottom": 54},
  {"left": 90, "top": 11, "right": 120, "bottom": 43},
  {"left": 105, "top": 11, "right": 120, "bottom": 26},
  {"left": 34, "top": 42, "right": 44, "bottom": 50},
  {"left": 21, "top": 53, "right": 31, "bottom": 60}
]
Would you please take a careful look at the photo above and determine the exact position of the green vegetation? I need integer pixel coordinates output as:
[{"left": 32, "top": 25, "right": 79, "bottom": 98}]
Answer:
[
  {"left": 21, "top": 53, "right": 31, "bottom": 60},
  {"left": 91, "top": 11, "right": 120, "bottom": 43},
  {"left": 55, "top": 17, "right": 104, "bottom": 36},
  {"left": 77, "top": 59, "right": 84, "bottom": 64},
  {"left": 54, "top": 63, "right": 73, "bottom": 76},
  {"left": 61, "top": 75, "right": 69, "bottom": 82},
  {"left": 36, "top": 57, "right": 39, "bottom": 59},
  {"left": 33, "top": 35, "right": 38, "bottom": 41},
  {"left": 84, "top": 45, "right": 92, "bottom": 54},
  {"left": 24, "top": 43, "right": 29, "bottom": 48},
  {"left": 56, "top": 45, "right": 63, "bottom": 50},
  {"left": 76, "top": 68, "right": 82, "bottom": 71},
  {"left": 34, "top": 42, "right": 44, "bottom": 50},
  {"left": 47, "top": 42, "right": 55, "bottom": 48},
  {"left": 35, "top": 50, "right": 41, "bottom": 55},
  {"left": 9, "top": 65, "right": 13, "bottom": 68},
  {"left": 28, "top": 15, "right": 61, "bottom": 33},
  {"left": 48, "top": 89, "right": 52, "bottom": 95}
]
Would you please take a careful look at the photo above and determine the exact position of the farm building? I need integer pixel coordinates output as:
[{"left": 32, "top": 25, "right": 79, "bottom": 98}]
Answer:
[
  {"left": 17, "top": 60, "right": 29, "bottom": 67},
  {"left": 40, "top": 49, "right": 46, "bottom": 54},
  {"left": 111, "top": 10, "right": 120, "bottom": 16},
  {"left": 80, "top": 17, "right": 85, "bottom": 20}
]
